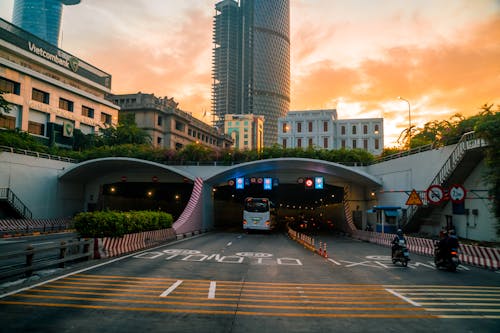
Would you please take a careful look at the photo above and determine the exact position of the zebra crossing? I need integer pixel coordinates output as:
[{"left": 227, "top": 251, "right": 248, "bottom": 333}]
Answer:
[
  {"left": 0, "top": 274, "right": 498, "bottom": 319},
  {"left": 385, "top": 285, "right": 500, "bottom": 319}
]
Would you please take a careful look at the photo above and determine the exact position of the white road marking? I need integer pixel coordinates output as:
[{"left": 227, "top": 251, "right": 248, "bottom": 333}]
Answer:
[
  {"left": 327, "top": 258, "right": 341, "bottom": 265},
  {"left": 31, "top": 242, "right": 54, "bottom": 246},
  {"left": 208, "top": 281, "right": 216, "bottom": 299},
  {"left": 385, "top": 288, "right": 421, "bottom": 307},
  {"left": 160, "top": 280, "right": 183, "bottom": 297}
]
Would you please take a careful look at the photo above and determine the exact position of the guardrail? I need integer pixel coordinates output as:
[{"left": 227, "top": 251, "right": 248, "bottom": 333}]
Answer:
[
  {"left": 0, "top": 238, "right": 94, "bottom": 279},
  {"left": 0, "top": 188, "right": 32, "bottom": 219},
  {"left": 0, "top": 145, "right": 78, "bottom": 163}
]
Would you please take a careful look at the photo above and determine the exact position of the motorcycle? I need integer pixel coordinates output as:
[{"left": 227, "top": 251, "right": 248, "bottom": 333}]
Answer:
[
  {"left": 392, "top": 240, "right": 410, "bottom": 267},
  {"left": 434, "top": 241, "right": 460, "bottom": 272}
]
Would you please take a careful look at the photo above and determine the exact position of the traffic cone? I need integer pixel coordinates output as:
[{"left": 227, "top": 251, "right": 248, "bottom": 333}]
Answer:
[{"left": 323, "top": 243, "right": 328, "bottom": 258}]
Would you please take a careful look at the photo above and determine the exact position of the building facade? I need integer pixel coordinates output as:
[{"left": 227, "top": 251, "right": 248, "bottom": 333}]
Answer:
[
  {"left": 112, "top": 93, "right": 233, "bottom": 151},
  {"left": 224, "top": 114, "right": 264, "bottom": 150},
  {"left": 0, "top": 18, "right": 119, "bottom": 145},
  {"left": 278, "top": 109, "right": 384, "bottom": 155},
  {"left": 212, "top": 0, "right": 290, "bottom": 147},
  {"left": 13, "top": 0, "right": 81, "bottom": 47}
]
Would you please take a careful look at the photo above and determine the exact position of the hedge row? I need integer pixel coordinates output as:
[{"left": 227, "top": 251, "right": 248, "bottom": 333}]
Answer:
[{"left": 74, "top": 210, "right": 173, "bottom": 238}]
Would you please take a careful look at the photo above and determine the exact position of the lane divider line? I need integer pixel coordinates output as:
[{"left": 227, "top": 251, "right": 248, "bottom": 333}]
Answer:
[
  {"left": 327, "top": 258, "right": 341, "bottom": 265},
  {"left": 385, "top": 288, "right": 421, "bottom": 307},
  {"left": 160, "top": 280, "right": 183, "bottom": 297},
  {"left": 208, "top": 281, "right": 216, "bottom": 299}
]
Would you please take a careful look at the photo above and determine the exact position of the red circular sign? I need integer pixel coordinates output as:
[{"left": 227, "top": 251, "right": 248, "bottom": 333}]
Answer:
[
  {"left": 426, "top": 185, "right": 444, "bottom": 204},
  {"left": 305, "top": 179, "right": 314, "bottom": 187}
]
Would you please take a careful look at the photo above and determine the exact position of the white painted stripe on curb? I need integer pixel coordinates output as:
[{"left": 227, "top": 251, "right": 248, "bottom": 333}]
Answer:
[
  {"left": 160, "top": 280, "right": 183, "bottom": 297},
  {"left": 385, "top": 288, "right": 421, "bottom": 307},
  {"left": 208, "top": 281, "right": 216, "bottom": 299}
]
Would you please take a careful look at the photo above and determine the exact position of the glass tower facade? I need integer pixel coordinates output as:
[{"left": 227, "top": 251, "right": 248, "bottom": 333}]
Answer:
[
  {"left": 212, "top": 0, "right": 290, "bottom": 147},
  {"left": 12, "top": 0, "right": 80, "bottom": 47}
]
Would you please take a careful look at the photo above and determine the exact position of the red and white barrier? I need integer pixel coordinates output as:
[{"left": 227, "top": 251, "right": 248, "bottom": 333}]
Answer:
[
  {"left": 353, "top": 230, "right": 500, "bottom": 270},
  {"left": 95, "top": 228, "right": 176, "bottom": 259}
]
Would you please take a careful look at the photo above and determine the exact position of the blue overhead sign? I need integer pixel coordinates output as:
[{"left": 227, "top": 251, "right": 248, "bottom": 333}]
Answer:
[{"left": 315, "top": 176, "right": 324, "bottom": 189}]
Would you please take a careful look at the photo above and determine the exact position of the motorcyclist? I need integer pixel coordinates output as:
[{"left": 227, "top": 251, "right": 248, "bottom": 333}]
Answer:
[
  {"left": 446, "top": 229, "right": 459, "bottom": 253},
  {"left": 436, "top": 229, "right": 449, "bottom": 262},
  {"left": 392, "top": 229, "right": 406, "bottom": 257}
]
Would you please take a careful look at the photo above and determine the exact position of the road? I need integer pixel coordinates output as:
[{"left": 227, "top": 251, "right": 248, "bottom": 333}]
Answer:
[{"left": 0, "top": 231, "right": 499, "bottom": 333}]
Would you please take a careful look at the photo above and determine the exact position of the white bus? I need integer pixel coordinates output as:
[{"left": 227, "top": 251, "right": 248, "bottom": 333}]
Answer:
[{"left": 242, "top": 197, "right": 276, "bottom": 231}]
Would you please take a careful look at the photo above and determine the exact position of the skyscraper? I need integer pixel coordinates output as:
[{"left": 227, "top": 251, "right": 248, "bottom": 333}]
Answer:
[
  {"left": 212, "top": 0, "right": 290, "bottom": 147},
  {"left": 12, "top": 0, "right": 81, "bottom": 47}
]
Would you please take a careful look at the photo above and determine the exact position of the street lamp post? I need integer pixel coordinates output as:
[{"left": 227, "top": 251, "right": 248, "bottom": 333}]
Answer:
[{"left": 398, "top": 96, "right": 411, "bottom": 150}]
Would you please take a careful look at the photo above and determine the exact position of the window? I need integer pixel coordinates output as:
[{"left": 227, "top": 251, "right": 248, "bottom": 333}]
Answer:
[
  {"left": 0, "top": 115, "right": 16, "bottom": 129},
  {"left": 244, "top": 134, "right": 248, "bottom": 139},
  {"left": 323, "top": 121, "right": 328, "bottom": 132},
  {"left": 282, "top": 123, "right": 288, "bottom": 133},
  {"left": 32, "top": 88, "right": 49, "bottom": 104},
  {"left": 175, "top": 121, "right": 185, "bottom": 132},
  {"left": 59, "top": 98, "right": 74, "bottom": 112},
  {"left": 363, "top": 139, "right": 368, "bottom": 150},
  {"left": 101, "top": 112, "right": 112, "bottom": 125},
  {"left": 82, "top": 105, "right": 94, "bottom": 118},
  {"left": 28, "top": 121, "right": 45, "bottom": 136},
  {"left": 352, "top": 125, "right": 357, "bottom": 135},
  {"left": 188, "top": 128, "right": 192, "bottom": 136},
  {"left": 308, "top": 121, "right": 313, "bottom": 132},
  {"left": 323, "top": 137, "right": 328, "bottom": 148},
  {"left": 297, "top": 138, "right": 302, "bottom": 148},
  {"left": 297, "top": 122, "right": 302, "bottom": 133},
  {"left": 0, "top": 77, "right": 20, "bottom": 95},
  {"left": 374, "top": 124, "right": 380, "bottom": 134},
  {"left": 282, "top": 138, "right": 287, "bottom": 148},
  {"left": 375, "top": 139, "right": 380, "bottom": 150},
  {"left": 352, "top": 139, "right": 357, "bottom": 149},
  {"left": 157, "top": 137, "right": 162, "bottom": 146},
  {"left": 158, "top": 116, "right": 163, "bottom": 126},
  {"left": 363, "top": 125, "right": 368, "bottom": 134},
  {"left": 308, "top": 138, "right": 313, "bottom": 148},
  {"left": 341, "top": 139, "right": 346, "bottom": 148},
  {"left": 341, "top": 125, "right": 346, "bottom": 135},
  {"left": 175, "top": 142, "right": 183, "bottom": 150}
]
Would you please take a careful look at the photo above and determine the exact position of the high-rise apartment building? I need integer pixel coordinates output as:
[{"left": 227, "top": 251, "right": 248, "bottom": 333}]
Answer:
[
  {"left": 12, "top": 0, "right": 81, "bottom": 47},
  {"left": 212, "top": 0, "right": 290, "bottom": 147}
]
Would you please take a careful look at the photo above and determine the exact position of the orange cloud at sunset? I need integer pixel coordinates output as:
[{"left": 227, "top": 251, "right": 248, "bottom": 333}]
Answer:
[{"left": 0, "top": 0, "right": 498, "bottom": 147}]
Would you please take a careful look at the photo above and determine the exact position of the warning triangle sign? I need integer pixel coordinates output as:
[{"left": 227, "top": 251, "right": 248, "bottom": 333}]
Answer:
[{"left": 406, "top": 189, "right": 423, "bottom": 206}]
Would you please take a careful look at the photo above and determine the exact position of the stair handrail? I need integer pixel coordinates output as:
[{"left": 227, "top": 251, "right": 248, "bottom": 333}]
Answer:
[
  {"left": 0, "top": 188, "right": 33, "bottom": 219},
  {"left": 404, "top": 131, "right": 486, "bottom": 228}
]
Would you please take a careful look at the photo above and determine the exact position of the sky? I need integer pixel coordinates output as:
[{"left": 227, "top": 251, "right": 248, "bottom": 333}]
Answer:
[{"left": 1, "top": 0, "right": 499, "bottom": 147}]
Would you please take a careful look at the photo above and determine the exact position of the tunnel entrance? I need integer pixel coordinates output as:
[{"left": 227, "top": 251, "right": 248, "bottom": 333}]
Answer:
[
  {"left": 213, "top": 182, "right": 344, "bottom": 231},
  {"left": 97, "top": 182, "right": 193, "bottom": 220}
]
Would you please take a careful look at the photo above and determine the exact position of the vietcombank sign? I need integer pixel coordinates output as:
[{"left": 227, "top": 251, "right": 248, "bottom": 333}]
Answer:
[
  {"left": 0, "top": 17, "right": 111, "bottom": 89},
  {"left": 28, "top": 41, "right": 79, "bottom": 72}
]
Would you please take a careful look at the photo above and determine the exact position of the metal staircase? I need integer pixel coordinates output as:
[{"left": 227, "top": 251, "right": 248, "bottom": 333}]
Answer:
[
  {"left": 404, "top": 131, "right": 487, "bottom": 232},
  {"left": 0, "top": 188, "right": 32, "bottom": 219}
]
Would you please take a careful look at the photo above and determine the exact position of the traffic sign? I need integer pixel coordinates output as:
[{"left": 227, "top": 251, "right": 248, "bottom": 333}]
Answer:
[
  {"left": 449, "top": 184, "right": 466, "bottom": 203},
  {"left": 426, "top": 185, "right": 444, "bottom": 204},
  {"left": 406, "top": 189, "right": 423, "bottom": 206}
]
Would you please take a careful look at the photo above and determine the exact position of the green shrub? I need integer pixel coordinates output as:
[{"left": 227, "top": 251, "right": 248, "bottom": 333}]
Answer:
[{"left": 74, "top": 210, "right": 173, "bottom": 238}]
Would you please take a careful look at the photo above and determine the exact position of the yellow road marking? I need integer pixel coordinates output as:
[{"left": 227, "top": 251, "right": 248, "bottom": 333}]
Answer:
[
  {"left": 0, "top": 300, "right": 436, "bottom": 318},
  {"left": 13, "top": 293, "right": 423, "bottom": 312},
  {"left": 28, "top": 288, "right": 404, "bottom": 303}
]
